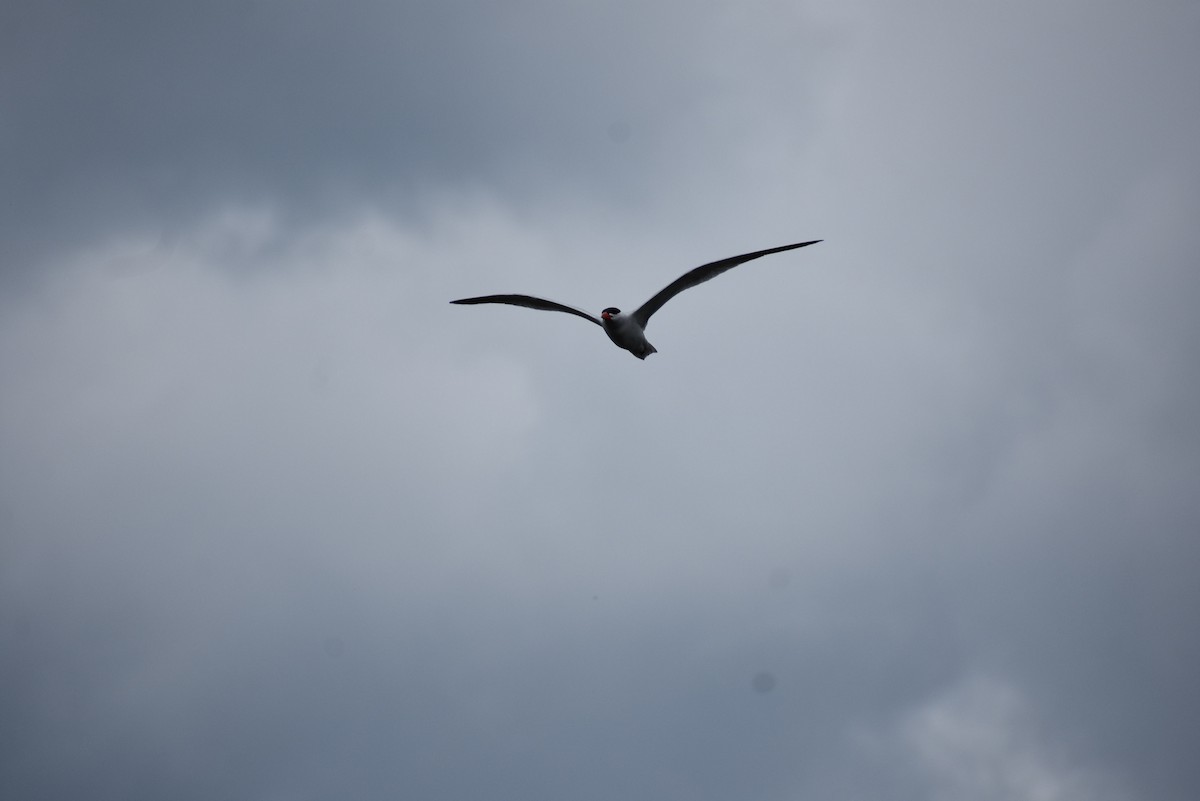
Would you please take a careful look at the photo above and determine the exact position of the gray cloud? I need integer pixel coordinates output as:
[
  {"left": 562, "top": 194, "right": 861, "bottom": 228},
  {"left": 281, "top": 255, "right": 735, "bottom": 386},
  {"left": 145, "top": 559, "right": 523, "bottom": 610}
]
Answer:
[
  {"left": 2, "top": 1, "right": 1199, "bottom": 800},
  {"left": 1, "top": 0, "right": 828, "bottom": 278}
]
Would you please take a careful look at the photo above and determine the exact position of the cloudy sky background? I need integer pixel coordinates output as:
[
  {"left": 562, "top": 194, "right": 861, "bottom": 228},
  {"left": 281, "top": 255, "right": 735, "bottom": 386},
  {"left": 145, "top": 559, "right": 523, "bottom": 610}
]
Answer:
[{"left": 3, "top": 1, "right": 1199, "bottom": 799}]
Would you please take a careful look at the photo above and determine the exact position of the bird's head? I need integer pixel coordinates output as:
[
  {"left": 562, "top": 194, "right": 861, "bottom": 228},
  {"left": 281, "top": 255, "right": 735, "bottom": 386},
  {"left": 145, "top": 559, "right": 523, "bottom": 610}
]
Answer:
[{"left": 601, "top": 307, "right": 621, "bottom": 321}]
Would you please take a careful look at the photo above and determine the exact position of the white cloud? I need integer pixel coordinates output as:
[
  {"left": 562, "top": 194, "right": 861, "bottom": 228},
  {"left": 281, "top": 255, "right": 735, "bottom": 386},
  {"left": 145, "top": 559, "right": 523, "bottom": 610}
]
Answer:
[{"left": 896, "top": 675, "right": 1129, "bottom": 801}]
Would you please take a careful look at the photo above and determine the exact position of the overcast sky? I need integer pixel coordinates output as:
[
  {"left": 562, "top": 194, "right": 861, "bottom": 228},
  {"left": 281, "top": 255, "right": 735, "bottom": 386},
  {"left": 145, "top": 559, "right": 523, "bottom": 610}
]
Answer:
[{"left": 2, "top": 1, "right": 1199, "bottom": 799}]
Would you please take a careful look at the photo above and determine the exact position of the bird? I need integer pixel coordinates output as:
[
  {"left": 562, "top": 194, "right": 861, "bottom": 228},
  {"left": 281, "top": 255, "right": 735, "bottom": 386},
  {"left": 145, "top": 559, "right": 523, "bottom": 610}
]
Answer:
[{"left": 450, "top": 239, "right": 822, "bottom": 359}]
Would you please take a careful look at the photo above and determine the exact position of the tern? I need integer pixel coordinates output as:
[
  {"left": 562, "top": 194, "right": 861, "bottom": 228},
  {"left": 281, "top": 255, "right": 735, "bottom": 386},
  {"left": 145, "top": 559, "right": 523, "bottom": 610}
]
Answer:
[{"left": 450, "top": 239, "right": 821, "bottom": 359}]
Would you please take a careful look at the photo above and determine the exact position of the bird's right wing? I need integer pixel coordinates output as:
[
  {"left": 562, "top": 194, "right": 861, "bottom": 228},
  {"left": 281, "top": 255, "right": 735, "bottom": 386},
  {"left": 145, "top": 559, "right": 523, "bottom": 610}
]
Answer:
[{"left": 450, "top": 294, "right": 602, "bottom": 327}]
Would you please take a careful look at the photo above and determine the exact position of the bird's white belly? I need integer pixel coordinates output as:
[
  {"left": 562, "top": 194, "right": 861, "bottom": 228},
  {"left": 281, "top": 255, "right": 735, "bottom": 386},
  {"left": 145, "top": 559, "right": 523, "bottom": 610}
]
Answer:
[
  {"left": 602, "top": 315, "right": 656, "bottom": 358},
  {"left": 602, "top": 317, "right": 639, "bottom": 347}
]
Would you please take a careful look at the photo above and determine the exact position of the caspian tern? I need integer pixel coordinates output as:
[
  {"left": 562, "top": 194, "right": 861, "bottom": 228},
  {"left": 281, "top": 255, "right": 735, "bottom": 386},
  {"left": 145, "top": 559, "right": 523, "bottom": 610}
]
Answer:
[{"left": 450, "top": 239, "right": 821, "bottom": 359}]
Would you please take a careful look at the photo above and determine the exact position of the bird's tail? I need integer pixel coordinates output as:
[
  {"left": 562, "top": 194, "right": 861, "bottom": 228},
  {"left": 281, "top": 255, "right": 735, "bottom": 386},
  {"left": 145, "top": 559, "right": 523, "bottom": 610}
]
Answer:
[{"left": 636, "top": 343, "right": 658, "bottom": 360}]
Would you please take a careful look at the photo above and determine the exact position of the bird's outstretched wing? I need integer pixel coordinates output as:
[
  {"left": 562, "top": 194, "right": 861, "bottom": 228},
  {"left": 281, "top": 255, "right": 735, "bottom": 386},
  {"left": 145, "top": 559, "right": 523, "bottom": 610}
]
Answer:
[
  {"left": 450, "top": 294, "right": 602, "bottom": 327},
  {"left": 632, "top": 240, "right": 822, "bottom": 328}
]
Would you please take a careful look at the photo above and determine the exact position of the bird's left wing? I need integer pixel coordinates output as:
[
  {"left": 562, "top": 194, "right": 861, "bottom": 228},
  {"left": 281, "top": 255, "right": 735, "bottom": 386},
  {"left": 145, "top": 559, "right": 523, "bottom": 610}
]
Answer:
[
  {"left": 632, "top": 240, "right": 822, "bottom": 328},
  {"left": 450, "top": 294, "right": 602, "bottom": 327}
]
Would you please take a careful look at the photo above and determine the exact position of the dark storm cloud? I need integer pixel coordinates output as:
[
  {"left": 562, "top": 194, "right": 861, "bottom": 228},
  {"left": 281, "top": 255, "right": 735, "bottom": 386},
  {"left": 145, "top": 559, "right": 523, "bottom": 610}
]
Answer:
[{"left": 1, "top": 0, "right": 826, "bottom": 278}]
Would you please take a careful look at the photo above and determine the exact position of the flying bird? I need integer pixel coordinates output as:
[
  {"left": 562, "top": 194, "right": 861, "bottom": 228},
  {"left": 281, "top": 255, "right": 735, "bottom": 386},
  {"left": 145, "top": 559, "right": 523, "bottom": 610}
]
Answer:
[{"left": 450, "top": 239, "right": 821, "bottom": 359}]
